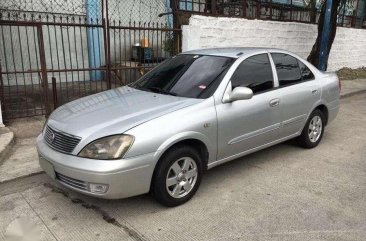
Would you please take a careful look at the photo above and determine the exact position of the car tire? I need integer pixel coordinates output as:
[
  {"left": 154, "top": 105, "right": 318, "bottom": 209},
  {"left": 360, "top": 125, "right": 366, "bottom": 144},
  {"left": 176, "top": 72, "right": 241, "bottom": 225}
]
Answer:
[
  {"left": 297, "top": 109, "right": 325, "bottom": 148},
  {"left": 152, "top": 145, "right": 203, "bottom": 207}
]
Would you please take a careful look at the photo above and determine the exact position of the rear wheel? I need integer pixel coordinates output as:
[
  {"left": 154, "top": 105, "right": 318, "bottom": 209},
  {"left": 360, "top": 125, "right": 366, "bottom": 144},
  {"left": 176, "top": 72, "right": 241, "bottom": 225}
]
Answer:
[
  {"left": 152, "top": 145, "right": 202, "bottom": 207},
  {"left": 297, "top": 109, "right": 325, "bottom": 148}
]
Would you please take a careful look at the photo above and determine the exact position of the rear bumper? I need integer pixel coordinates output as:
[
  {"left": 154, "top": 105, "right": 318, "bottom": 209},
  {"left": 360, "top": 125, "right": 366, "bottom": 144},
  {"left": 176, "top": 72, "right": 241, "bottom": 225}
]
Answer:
[{"left": 36, "top": 134, "right": 156, "bottom": 199}]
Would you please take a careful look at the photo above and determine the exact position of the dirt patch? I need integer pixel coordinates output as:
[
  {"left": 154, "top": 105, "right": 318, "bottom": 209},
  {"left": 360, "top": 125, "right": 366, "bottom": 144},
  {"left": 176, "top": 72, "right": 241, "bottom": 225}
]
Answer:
[
  {"left": 337, "top": 67, "right": 366, "bottom": 80},
  {"left": 7, "top": 116, "right": 45, "bottom": 139},
  {"left": 43, "top": 183, "right": 146, "bottom": 241}
]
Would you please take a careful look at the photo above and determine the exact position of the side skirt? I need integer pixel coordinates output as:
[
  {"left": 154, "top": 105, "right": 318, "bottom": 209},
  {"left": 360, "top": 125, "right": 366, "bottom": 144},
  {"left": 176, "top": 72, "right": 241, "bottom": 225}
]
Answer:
[{"left": 207, "top": 132, "right": 301, "bottom": 169}]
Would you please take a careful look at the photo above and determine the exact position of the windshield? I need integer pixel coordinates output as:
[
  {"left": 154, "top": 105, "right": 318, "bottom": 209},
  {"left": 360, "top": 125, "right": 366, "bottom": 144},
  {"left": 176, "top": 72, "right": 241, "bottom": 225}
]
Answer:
[{"left": 130, "top": 54, "right": 234, "bottom": 98}]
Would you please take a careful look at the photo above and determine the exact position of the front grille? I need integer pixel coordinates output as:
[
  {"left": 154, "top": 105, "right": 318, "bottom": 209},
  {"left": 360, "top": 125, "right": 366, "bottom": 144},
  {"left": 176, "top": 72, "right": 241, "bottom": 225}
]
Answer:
[
  {"left": 56, "top": 172, "right": 89, "bottom": 191},
  {"left": 44, "top": 125, "right": 81, "bottom": 154}
]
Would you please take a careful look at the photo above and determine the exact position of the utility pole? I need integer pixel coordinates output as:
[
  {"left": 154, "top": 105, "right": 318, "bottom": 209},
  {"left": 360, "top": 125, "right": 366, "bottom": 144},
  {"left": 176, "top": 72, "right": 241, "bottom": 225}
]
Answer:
[{"left": 319, "top": 0, "right": 333, "bottom": 71}]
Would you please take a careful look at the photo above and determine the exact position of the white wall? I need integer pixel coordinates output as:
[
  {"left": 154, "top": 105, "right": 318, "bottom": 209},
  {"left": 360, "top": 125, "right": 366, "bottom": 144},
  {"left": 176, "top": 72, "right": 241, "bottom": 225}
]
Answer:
[{"left": 182, "top": 15, "right": 366, "bottom": 71}]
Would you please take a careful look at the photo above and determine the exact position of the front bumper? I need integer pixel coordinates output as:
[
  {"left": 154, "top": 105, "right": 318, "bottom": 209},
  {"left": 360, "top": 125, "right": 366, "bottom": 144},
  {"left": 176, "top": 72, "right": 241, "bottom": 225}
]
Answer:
[{"left": 36, "top": 134, "right": 156, "bottom": 199}]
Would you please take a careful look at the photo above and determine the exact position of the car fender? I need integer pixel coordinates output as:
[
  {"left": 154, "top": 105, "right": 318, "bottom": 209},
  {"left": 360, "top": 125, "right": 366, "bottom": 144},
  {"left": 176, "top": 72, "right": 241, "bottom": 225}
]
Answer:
[{"left": 153, "top": 131, "right": 215, "bottom": 165}]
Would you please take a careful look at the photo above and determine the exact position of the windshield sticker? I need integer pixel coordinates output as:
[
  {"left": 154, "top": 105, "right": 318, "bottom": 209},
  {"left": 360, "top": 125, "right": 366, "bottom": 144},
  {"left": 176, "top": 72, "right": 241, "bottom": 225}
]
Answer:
[{"left": 198, "top": 85, "right": 206, "bottom": 89}]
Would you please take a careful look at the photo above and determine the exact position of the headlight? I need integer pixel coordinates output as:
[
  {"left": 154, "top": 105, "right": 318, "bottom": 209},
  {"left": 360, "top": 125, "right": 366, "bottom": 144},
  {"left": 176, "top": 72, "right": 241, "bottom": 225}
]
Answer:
[{"left": 78, "top": 135, "right": 134, "bottom": 160}]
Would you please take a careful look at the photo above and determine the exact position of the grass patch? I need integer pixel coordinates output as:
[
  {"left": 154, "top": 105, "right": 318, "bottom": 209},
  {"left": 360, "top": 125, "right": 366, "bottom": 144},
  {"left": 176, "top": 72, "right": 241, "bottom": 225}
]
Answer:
[{"left": 337, "top": 67, "right": 366, "bottom": 80}]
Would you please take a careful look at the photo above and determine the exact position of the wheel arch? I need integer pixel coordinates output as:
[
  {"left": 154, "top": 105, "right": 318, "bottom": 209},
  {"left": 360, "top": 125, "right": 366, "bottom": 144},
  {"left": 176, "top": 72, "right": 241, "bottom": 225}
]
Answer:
[
  {"left": 149, "top": 133, "right": 211, "bottom": 193},
  {"left": 313, "top": 104, "right": 329, "bottom": 125},
  {"left": 154, "top": 132, "right": 212, "bottom": 171}
]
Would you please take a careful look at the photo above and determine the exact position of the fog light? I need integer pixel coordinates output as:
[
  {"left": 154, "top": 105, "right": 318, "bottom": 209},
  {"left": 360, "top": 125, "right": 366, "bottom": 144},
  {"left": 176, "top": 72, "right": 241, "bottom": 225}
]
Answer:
[{"left": 89, "top": 183, "right": 109, "bottom": 194}]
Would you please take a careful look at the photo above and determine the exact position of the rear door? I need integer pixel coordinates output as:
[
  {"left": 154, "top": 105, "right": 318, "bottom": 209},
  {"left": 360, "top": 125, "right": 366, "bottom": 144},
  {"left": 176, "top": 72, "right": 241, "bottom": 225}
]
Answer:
[{"left": 270, "top": 53, "right": 321, "bottom": 137}]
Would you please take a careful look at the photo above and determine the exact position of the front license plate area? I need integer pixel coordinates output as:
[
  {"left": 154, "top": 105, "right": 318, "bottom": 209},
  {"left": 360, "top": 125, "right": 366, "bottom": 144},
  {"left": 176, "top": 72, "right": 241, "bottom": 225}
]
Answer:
[{"left": 39, "top": 155, "right": 56, "bottom": 179}]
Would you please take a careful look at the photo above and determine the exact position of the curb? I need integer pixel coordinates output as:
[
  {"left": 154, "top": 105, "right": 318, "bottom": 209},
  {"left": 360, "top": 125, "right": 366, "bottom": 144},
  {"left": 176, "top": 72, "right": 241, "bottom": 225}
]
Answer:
[
  {"left": 0, "top": 128, "right": 15, "bottom": 164},
  {"left": 0, "top": 170, "right": 45, "bottom": 185},
  {"left": 340, "top": 89, "right": 366, "bottom": 99}
]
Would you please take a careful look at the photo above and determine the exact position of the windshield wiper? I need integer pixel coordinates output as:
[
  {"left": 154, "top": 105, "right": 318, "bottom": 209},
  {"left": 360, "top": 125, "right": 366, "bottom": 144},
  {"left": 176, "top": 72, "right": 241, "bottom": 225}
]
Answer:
[{"left": 147, "top": 87, "right": 177, "bottom": 96}]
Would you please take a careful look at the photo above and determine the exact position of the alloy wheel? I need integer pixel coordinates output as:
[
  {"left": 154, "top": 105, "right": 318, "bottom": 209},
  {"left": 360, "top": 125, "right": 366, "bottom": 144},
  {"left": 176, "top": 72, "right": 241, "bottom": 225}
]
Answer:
[
  {"left": 308, "top": 115, "right": 322, "bottom": 143},
  {"left": 165, "top": 157, "right": 198, "bottom": 198}
]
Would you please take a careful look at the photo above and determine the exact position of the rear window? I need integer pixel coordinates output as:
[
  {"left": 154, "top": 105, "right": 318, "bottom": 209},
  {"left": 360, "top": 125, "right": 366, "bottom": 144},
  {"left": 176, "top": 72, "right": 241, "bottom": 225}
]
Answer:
[
  {"left": 271, "top": 53, "right": 302, "bottom": 87},
  {"left": 298, "top": 60, "right": 315, "bottom": 81}
]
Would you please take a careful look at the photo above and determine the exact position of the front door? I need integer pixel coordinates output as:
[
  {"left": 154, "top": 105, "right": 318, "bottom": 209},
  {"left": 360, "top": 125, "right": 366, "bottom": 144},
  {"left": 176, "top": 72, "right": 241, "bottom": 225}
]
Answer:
[{"left": 215, "top": 53, "right": 282, "bottom": 162}]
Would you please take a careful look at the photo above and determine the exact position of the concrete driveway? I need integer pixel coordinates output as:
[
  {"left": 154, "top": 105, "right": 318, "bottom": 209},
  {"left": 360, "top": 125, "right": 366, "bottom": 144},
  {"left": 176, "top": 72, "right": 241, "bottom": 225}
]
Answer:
[{"left": 1, "top": 93, "right": 365, "bottom": 241}]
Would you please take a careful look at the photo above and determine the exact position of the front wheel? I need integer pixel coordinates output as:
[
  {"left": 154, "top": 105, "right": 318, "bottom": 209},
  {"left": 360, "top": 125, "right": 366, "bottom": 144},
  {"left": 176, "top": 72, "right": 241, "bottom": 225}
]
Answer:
[
  {"left": 152, "top": 145, "right": 202, "bottom": 207},
  {"left": 297, "top": 109, "right": 325, "bottom": 148}
]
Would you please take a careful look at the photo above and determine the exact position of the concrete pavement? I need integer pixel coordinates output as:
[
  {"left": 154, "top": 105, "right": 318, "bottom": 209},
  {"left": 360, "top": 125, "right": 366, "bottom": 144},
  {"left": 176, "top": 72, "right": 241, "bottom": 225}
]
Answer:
[
  {"left": 0, "top": 91, "right": 365, "bottom": 241},
  {"left": 0, "top": 116, "right": 45, "bottom": 183}
]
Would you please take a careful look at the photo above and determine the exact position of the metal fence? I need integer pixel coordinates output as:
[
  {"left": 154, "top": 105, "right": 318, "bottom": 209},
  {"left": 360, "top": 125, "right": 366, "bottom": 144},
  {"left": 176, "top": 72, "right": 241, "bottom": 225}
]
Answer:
[
  {"left": 176, "top": 0, "right": 365, "bottom": 28},
  {"left": 0, "top": 0, "right": 180, "bottom": 120}
]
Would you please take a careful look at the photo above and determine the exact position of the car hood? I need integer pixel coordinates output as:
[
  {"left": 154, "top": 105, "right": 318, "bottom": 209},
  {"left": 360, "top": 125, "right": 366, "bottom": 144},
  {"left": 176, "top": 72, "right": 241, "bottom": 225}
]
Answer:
[{"left": 47, "top": 86, "right": 202, "bottom": 138}]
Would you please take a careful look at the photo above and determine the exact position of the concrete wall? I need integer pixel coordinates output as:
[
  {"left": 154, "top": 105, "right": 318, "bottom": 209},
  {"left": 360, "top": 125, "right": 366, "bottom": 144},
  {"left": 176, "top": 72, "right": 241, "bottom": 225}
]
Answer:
[{"left": 182, "top": 15, "right": 366, "bottom": 71}]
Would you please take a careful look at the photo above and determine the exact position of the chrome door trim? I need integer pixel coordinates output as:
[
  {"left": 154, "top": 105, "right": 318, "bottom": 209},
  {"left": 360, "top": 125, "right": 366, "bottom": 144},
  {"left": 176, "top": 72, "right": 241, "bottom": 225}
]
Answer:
[
  {"left": 282, "top": 114, "right": 307, "bottom": 126},
  {"left": 209, "top": 132, "right": 301, "bottom": 169},
  {"left": 228, "top": 123, "right": 281, "bottom": 145}
]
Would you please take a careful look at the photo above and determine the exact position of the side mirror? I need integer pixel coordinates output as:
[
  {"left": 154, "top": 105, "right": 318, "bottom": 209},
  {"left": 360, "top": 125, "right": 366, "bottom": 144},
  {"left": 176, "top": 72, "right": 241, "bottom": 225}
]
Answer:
[{"left": 223, "top": 86, "right": 253, "bottom": 103}]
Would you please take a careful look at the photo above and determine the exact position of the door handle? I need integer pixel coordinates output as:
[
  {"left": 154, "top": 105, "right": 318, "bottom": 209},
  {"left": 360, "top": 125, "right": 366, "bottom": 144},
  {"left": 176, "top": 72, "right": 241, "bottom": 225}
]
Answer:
[
  {"left": 269, "top": 98, "right": 280, "bottom": 107},
  {"left": 312, "top": 89, "right": 318, "bottom": 94}
]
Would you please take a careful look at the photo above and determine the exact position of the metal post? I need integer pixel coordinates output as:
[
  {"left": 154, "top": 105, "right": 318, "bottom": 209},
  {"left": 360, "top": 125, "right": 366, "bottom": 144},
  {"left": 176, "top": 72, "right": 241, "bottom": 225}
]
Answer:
[
  {"left": 0, "top": 60, "right": 5, "bottom": 126},
  {"left": 319, "top": 0, "right": 333, "bottom": 71},
  {"left": 36, "top": 24, "right": 51, "bottom": 117},
  {"left": 0, "top": 102, "right": 4, "bottom": 127},
  {"left": 102, "top": 0, "right": 111, "bottom": 89},
  {"left": 211, "top": 0, "right": 217, "bottom": 15},
  {"left": 269, "top": 0, "right": 272, "bottom": 19},
  {"left": 290, "top": 0, "right": 293, "bottom": 20},
  {"left": 243, "top": 0, "right": 247, "bottom": 18},
  {"left": 86, "top": 0, "right": 102, "bottom": 81},
  {"left": 52, "top": 77, "right": 58, "bottom": 109}
]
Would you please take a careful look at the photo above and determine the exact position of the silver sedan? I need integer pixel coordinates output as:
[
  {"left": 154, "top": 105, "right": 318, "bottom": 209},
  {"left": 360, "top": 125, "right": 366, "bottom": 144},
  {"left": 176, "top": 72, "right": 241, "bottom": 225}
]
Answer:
[{"left": 37, "top": 48, "right": 340, "bottom": 206}]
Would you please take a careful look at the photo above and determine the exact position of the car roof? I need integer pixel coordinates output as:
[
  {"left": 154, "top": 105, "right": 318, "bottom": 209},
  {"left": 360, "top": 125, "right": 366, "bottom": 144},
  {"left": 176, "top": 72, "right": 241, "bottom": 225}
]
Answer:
[{"left": 181, "top": 47, "right": 288, "bottom": 58}]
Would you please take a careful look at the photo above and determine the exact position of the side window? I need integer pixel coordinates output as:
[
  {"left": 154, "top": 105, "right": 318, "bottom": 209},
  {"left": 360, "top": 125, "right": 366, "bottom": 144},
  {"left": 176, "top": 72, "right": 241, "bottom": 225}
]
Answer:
[
  {"left": 272, "top": 53, "right": 302, "bottom": 87},
  {"left": 231, "top": 54, "right": 274, "bottom": 94},
  {"left": 298, "top": 60, "right": 315, "bottom": 81}
]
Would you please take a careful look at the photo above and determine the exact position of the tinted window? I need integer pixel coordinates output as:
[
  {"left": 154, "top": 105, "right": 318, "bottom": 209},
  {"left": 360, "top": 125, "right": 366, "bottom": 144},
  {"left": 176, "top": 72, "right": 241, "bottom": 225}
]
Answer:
[
  {"left": 272, "top": 53, "right": 302, "bottom": 87},
  {"left": 231, "top": 54, "right": 274, "bottom": 94},
  {"left": 298, "top": 60, "right": 315, "bottom": 81},
  {"left": 130, "top": 54, "right": 234, "bottom": 99}
]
